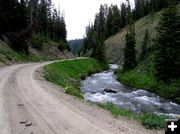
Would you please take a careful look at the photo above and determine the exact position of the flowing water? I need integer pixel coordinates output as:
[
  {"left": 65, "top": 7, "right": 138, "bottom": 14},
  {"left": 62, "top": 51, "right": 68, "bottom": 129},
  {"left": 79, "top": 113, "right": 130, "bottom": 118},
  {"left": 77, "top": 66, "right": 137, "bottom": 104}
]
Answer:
[{"left": 81, "top": 64, "right": 180, "bottom": 117}]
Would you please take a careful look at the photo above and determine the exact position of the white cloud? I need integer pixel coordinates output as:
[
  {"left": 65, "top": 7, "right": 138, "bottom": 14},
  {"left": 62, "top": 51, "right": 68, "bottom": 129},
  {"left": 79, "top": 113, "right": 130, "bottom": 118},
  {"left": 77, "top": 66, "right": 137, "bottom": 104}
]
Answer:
[{"left": 53, "top": 0, "right": 134, "bottom": 40}]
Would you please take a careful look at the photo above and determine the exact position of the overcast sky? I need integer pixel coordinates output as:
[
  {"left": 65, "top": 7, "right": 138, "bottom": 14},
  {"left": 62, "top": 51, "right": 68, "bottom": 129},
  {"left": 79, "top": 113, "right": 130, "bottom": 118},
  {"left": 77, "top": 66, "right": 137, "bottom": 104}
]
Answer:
[{"left": 53, "top": 0, "right": 134, "bottom": 40}]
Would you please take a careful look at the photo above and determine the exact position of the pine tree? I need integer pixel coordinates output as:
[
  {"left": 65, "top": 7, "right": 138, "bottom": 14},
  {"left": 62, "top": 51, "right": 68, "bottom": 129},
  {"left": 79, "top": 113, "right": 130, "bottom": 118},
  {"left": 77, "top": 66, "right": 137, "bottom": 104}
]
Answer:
[
  {"left": 154, "top": 0, "right": 180, "bottom": 81},
  {"left": 90, "top": 32, "right": 106, "bottom": 63},
  {"left": 120, "top": 3, "right": 127, "bottom": 27},
  {"left": 15, "top": 0, "right": 28, "bottom": 31},
  {"left": 106, "top": 7, "right": 113, "bottom": 37},
  {"left": 28, "top": 0, "right": 39, "bottom": 23},
  {"left": 139, "top": 29, "right": 150, "bottom": 61},
  {"left": 0, "top": 0, "right": 18, "bottom": 35},
  {"left": 59, "top": 16, "right": 67, "bottom": 42},
  {"left": 134, "top": 0, "right": 145, "bottom": 19},
  {"left": 38, "top": 0, "right": 48, "bottom": 35},
  {"left": 94, "top": 4, "right": 107, "bottom": 39},
  {"left": 123, "top": 1, "right": 137, "bottom": 71},
  {"left": 111, "top": 5, "right": 121, "bottom": 34}
]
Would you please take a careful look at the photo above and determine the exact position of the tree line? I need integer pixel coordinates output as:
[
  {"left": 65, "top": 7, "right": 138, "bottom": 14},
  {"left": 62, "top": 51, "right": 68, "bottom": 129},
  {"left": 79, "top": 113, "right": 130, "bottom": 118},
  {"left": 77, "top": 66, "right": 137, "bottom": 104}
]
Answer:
[
  {"left": 83, "top": 0, "right": 176, "bottom": 61},
  {"left": 83, "top": 0, "right": 180, "bottom": 82},
  {"left": 0, "top": 0, "right": 68, "bottom": 53},
  {"left": 68, "top": 39, "right": 84, "bottom": 55},
  {"left": 84, "top": 0, "right": 175, "bottom": 43}
]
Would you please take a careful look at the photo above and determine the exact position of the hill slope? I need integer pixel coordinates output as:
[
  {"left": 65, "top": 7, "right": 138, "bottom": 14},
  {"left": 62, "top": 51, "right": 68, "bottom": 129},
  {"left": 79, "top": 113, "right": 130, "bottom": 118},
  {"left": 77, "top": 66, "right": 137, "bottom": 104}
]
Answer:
[
  {"left": 105, "top": 5, "right": 180, "bottom": 103},
  {"left": 0, "top": 39, "right": 73, "bottom": 67},
  {"left": 105, "top": 9, "right": 164, "bottom": 65}
]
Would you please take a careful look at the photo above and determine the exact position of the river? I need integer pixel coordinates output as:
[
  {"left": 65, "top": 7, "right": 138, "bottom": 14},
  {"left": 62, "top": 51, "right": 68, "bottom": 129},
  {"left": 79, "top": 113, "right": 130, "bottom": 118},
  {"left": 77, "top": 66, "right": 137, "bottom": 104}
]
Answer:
[{"left": 81, "top": 64, "right": 180, "bottom": 117}]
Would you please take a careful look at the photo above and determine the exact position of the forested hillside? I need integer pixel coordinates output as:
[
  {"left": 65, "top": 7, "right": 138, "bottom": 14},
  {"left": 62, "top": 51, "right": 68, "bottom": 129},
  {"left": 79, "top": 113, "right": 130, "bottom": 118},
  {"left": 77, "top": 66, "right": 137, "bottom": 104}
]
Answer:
[
  {"left": 105, "top": 9, "right": 161, "bottom": 64},
  {"left": 82, "top": 0, "right": 180, "bottom": 103},
  {"left": 0, "top": 0, "right": 71, "bottom": 65},
  {"left": 111, "top": 2, "right": 180, "bottom": 103},
  {"left": 82, "top": 0, "right": 175, "bottom": 60}
]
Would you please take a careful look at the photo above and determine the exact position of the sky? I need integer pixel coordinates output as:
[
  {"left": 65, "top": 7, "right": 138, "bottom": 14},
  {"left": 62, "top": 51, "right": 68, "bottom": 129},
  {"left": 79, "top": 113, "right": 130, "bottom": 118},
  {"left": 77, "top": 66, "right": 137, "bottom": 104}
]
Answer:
[{"left": 53, "top": 0, "right": 134, "bottom": 40}]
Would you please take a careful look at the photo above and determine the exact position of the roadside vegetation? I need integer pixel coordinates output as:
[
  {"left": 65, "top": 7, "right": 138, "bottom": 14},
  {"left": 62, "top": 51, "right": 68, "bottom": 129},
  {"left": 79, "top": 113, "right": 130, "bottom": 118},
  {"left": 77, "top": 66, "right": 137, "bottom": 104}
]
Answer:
[
  {"left": 98, "top": 102, "right": 168, "bottom": 129},
  {"left": 0, "top": 43, "right": 42, "bottom": 65},
  {"left": 43, "top": 58, "right": 108, "bottom": 99},
  {"left": 0, "top": 38, "right": 72, "bottom": 66}
]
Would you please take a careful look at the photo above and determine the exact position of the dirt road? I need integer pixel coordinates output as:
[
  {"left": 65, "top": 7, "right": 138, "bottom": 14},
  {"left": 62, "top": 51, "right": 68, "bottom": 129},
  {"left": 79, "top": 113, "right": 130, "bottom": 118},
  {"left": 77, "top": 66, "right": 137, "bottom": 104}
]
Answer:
[{"left": 0, "top": 61, "right": 163, "bottom": 134}]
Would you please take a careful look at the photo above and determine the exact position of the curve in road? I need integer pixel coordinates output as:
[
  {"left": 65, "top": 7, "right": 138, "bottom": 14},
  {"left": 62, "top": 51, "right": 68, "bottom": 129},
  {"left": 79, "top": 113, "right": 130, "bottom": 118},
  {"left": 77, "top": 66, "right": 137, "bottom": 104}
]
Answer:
[{"left": 0, "top": 60, "right": 163, "bottom": 134}]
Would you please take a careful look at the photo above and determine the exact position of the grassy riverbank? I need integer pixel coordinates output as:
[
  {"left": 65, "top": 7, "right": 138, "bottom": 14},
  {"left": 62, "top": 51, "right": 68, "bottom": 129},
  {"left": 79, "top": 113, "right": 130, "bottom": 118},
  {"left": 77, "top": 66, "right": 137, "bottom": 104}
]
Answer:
[
  {"left": 117, "top": 61, "right": 180, "bottom": 104},
  {"left": 43, "top": 58, "right": 108, "bottom": 99},
  {"left": 43, "top": 58, "right": 170, "bottom": 129},
  {"left": 98, "top": 102, "right": 168, "bottom": 129}
]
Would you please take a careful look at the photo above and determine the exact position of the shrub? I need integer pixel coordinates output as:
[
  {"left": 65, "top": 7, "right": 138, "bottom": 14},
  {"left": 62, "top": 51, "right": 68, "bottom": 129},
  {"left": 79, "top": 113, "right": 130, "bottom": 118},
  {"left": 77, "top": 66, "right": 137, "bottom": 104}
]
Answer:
[
  {"left": 30, "top": 34, "right": 45, "bottom": 50},
  {"left": 140, "top": 113, "right": 167, "bottom": 129},
  {"left": 58, "top": 40, "right": 71, "bottom": 51},
  {"left": 98, "top": 102, "right": 136, "bottom": 118}
]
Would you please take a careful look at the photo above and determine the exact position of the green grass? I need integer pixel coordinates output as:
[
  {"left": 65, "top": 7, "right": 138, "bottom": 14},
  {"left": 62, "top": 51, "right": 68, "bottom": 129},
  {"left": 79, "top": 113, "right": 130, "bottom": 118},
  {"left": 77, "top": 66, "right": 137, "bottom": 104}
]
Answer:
[
  {"left": 118, "top": 70, "right": 157, "bottom": 90},
  {"left": 118, "top": 70, "right": 180, "bottom": 103},
  {"left": 43, "top": 58, "right": 108, "bottom": 99},
  {"left": 140, "top": 112, "right": 167, "bottom": 129},
  {"left": 98, "top": 102, "right": 168, "bottom": 129},
  {"left": 98, "top": 102, "right": 137, "bottom": 119},
  {"left": 43, "top": 58, "right": 170, "bottom": 129},
  {"left": 117, "top": 59, "right": 180, "bottom": 104}
]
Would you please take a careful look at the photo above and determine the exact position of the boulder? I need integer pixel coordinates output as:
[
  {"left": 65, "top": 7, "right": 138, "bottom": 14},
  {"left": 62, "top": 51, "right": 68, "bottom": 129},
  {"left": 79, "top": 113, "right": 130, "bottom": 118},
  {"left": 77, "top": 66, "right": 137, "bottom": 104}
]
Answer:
[{"left": 104, "top": 88, "right": 117, "bottom": 93}]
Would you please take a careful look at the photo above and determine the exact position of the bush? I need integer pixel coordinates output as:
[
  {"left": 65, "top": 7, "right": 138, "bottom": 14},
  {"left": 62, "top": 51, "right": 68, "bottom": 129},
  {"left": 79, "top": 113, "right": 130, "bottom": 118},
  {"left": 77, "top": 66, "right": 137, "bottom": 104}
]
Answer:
[
  {"left": 140, "top": 113, "right": 167, "bottom": 129},
  {"left": 64, "top": 86, "right": 83, "bottom": 99},
  {"left": 31, "top": 34, "right": 46, "bottom": 50},
  {"left": 58, "top": 40, "right": 71, "bottom": 51},
  {"left": 7, "top": 32, "right": 29, "bottom": 54}
]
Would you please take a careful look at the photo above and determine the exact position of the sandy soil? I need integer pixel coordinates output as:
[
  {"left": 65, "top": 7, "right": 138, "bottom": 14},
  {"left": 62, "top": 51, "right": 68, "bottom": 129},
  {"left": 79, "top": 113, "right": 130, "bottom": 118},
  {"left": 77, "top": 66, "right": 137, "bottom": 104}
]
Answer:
[{"left": 0, "top": 60, "right": 164, "bottom": 134}]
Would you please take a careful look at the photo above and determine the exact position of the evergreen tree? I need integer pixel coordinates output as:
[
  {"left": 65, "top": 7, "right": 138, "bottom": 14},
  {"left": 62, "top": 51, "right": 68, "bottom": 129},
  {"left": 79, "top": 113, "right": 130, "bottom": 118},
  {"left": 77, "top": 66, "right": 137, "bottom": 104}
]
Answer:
[
  {"left": 139, "top": 29, "right": 150, "bottom": 60},
  {"left": 106, "top": 7, "right": 113, "bottom": 37},
  {"left": 28, "top": 0, "right": 39, "bottom": 23},
  {"left": 59, "top": 16, "right": 67, "bottom": 42},
  {"left": 94, "top": 4, "right": 107, "bottom": 39},
  {"left": 0, "top": 0, "right": 28, "bottom": 36},
  {"left": 123, "top": 1, "right": 137, "bottom": 71},
  {"left": 106, "top": 5, "right": 121, "bottom": 37},
  {"left": 111, "top": 5, "right": 121, "bottom": 34},
  {"left": 134, "top": 0, "right": 145, "bottom": 19},
  {"left": 38, "top": 0, "right": 48, "bottom": 35},
  {"left": 16, "top": 0, "right": 28, "bottom": 30},
  {"left": 120, "top": 3, "right": 127, "bottom": 27},
  {"left": 155, "top": 0, "right": 180, "bottom": 81},
  {"left": 83, "top": 5, "right": 108, "bottom": 62},
  {"left": 90, "top": 33, "right": 106, "bottom": 63}
]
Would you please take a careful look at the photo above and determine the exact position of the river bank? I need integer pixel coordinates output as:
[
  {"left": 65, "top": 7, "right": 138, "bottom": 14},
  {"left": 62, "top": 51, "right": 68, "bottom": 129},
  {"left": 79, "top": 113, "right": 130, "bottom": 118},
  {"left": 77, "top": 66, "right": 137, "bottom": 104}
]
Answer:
[
  {"left": 43, "top": 58, "right": 179, "bottom": 129},
  {"left": 80, "top": 63, "right": 180, "bottom": 129},
  {"left": 43, "top": 58, "right": 108, "bottom": 99},
  {"left": 117, "top": 63, "right": 180, "bottom": 104}
]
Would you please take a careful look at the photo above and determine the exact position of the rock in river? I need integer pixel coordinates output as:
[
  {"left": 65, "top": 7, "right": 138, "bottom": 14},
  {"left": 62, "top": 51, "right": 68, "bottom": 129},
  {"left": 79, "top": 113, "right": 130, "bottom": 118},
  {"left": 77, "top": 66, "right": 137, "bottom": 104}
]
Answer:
[{"left": 104, "top": 88, "right": 117, "bottom": 94}]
